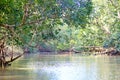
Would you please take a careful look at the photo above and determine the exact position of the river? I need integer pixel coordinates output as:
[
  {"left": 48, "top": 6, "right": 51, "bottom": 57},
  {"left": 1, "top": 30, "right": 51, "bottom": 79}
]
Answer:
[{"left": 0, "top": 53, "right": 120, "bottom": 80}]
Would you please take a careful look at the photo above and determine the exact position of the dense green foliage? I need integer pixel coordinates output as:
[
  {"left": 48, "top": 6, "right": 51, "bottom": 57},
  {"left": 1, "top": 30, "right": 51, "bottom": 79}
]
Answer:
[
  {"left": 0, "top": 0, "right": 92, "bottom": 51},
  {"left": 0, "top": 0, "right": 120, "bottom": 52}
]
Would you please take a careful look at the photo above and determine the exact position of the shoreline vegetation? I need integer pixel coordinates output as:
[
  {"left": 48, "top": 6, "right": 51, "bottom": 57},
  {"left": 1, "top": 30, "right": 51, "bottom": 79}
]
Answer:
[
  {"left": 37, "top": 46, "right": 120, "bottom": 56},
  {"left": 0, "top": 41, "right": 24, "bottom": 68},
  {"left": 24, "top": 46, "right": 120, "bottom": 56},
  {"left": 0, "top": 44, "right": 120, "bottom": 68},
  {"left": 0, "top": 40, "right": 120, "bottom": 68}
]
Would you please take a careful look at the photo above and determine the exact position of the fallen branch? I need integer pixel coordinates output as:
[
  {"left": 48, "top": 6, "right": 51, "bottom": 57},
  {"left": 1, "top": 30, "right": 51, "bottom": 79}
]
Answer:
[{"left": 5, "top": 53, "right": 25, "bottom": 65}]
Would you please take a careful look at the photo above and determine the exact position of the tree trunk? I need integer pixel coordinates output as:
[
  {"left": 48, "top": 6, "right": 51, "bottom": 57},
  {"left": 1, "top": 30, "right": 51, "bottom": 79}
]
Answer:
[
  {"left": 0, "top": 39, "right": 7, "bottom": 68},
  {"left": 0, "top": 59, "right": 2, "bottom": 67},
  {"left": 0, "top": 58, "right": 5, "bottom": 68}
]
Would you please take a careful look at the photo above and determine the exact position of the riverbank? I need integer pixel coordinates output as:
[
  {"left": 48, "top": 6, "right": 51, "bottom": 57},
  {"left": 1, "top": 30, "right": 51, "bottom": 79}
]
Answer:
[
  {"left": 24, "top": 48, "right": 120, "bottom": 56},
  {"left": 34, "top": 46, "right": 120, "bottom": 56}
]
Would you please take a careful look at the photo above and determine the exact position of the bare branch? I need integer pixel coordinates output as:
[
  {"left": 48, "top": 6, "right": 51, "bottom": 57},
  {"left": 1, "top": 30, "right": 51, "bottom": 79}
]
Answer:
[
  {"left": 109, "top": 0, "right": 117, "bottom": 8},
  {"left": 20, "top": 3, "right": 30, "bottom": 26},
  {"left": 26, "top": 18, "right": 44, "bottom": 25},
  {"left": 117, "top": 11, "right": 120, "bottom": 19},
  {"left": 0, "top": 24, "right": 15, "bottom": 29}
]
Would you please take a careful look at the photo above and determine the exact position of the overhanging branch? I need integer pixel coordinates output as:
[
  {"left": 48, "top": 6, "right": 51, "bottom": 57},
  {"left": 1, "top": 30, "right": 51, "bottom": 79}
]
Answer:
[{"left": 0, "top": 24, "right": 15, "bottom": 29}]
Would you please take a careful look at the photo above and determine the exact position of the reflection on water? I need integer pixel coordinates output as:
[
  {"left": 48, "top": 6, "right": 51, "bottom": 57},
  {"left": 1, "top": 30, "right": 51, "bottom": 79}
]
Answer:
[{"left": 0, "top": 53, "right": 120, "bottom": 80}]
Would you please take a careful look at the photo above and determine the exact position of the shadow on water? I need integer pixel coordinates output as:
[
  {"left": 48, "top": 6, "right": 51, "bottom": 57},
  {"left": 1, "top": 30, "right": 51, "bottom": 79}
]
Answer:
[{"left": 0, "top": 53, "right": 120, "bottom": 80}]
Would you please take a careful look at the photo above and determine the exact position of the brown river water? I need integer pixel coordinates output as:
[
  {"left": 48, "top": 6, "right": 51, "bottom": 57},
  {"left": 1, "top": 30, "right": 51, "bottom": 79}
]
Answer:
[{"left": 0, "top": 53, "right": 120, "bottom": 80}]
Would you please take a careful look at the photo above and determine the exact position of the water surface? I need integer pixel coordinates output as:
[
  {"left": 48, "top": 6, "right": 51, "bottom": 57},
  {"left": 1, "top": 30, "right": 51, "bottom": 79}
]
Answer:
[{"left": 0, "top": 53, "right": 120, "bottom": 80}]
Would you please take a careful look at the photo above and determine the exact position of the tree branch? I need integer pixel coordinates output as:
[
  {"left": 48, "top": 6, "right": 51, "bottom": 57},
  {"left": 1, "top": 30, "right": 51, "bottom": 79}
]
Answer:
[
  {"left": 0, "top": 24, "right": 15, "bottom": 29},
  {"left": 109, "top": 0, "right": 117, "bottom": 8},
  {"left": 20, "top": 3, "right": 30, "bottom": 26}
]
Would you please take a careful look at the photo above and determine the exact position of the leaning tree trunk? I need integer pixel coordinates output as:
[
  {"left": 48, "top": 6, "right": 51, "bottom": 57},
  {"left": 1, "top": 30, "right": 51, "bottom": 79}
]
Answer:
[
  {"left": 0, "top": 39, "right": 25, "bottom": 68},
  {"left": 0, "top": 40, "right": 6, "bottom": 68}
]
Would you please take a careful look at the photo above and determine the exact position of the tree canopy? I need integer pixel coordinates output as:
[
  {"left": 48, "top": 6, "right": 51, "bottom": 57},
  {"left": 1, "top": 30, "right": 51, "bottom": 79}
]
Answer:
[
  {"left": 0, "top": 0, "right": 92, "bottom": 50},
  {"left": 1, "top": 0, "right": 120, "bottom": 52}
]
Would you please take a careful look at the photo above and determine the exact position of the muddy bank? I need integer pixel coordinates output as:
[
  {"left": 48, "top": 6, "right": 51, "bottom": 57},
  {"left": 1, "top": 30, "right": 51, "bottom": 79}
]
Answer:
[{"left": 23, "top": 45, "right": 120, "bottom": 56}]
